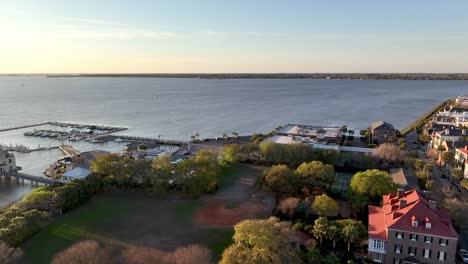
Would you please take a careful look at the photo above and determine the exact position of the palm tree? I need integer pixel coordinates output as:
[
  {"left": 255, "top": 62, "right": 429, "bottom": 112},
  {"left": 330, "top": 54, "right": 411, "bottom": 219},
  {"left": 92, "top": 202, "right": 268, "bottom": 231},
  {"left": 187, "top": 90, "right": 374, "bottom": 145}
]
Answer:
[
  {"left": 223, "top": 133, "right": 228, "bottom": 140},
  {"left": 436, "top": 145, "right": 446, "bottom": 168},
  {"left": 232, "top": 132, "right": 239, "bottom": 140}
]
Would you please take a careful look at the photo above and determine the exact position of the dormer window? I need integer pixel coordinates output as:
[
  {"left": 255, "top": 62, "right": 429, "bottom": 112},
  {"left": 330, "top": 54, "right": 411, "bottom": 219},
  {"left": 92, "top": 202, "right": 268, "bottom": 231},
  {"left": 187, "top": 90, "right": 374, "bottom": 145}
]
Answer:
[
  {"left": 411, "top": 216, "right": 418, "bottom": 227},
  {"left": 425, "top": 217, "right": 431, "bottom": 229}
]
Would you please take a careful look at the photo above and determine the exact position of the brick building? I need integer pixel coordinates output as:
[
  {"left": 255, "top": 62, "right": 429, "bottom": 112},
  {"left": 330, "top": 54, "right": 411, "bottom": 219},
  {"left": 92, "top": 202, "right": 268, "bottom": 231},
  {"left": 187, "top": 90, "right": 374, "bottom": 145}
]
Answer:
[{"left": 368, "top": 189, "right": 458, "bottom": 264}]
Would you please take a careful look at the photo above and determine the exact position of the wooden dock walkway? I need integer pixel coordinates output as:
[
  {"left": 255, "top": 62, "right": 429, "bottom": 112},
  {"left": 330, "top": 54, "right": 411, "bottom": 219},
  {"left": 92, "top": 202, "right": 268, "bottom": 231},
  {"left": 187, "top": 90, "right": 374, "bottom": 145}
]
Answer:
[
  {"left": 100, "top": 135, "right": 188, "bottom": 146},
  {"left": 2, "top": 172, "right": 56, "bottom": 185},
  {"left": 59, "top": 145, "right": 81, "bottom": 157}
]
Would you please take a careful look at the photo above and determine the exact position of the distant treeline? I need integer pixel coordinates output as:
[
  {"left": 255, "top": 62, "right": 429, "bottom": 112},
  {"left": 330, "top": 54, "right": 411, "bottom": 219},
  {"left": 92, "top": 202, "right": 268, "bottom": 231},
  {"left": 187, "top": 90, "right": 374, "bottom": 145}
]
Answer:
[{"left": 42, "top": 73, "right": 468, "bottom": 80}]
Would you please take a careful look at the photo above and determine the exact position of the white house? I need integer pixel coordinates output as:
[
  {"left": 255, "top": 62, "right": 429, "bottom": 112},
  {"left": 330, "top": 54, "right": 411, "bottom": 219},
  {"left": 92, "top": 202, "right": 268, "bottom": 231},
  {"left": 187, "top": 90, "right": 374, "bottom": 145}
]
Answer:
[
  {"left": 0, "top": 148, "right": 17, "bottom": 174},
  {"left": 61, "top": 167, "right": 92, "bottom": 182}
]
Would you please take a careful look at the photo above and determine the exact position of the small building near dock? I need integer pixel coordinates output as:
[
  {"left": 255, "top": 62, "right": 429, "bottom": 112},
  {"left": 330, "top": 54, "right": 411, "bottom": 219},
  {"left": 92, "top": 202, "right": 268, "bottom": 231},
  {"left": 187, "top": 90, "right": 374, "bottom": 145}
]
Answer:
[
  {"left": 61, "top": 167, "right": 92, "bottom": 183},
  {"left": 0, "top": 148, "right": 18, "bottom": 174}
]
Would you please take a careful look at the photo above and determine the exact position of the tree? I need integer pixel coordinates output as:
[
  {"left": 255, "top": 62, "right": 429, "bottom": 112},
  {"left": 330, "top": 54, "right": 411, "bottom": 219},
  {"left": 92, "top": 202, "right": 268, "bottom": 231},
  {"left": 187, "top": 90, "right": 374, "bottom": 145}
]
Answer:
[
  {"left": 220, "top": 217, "right": 299, "bottom": 264},
  {"left": 178, "top": 152, "right": 221, "bottom": 197},
  {"left": 325, "top": 220, "right": 342, "bottom": 249},
  {"left": 52, "top": 240, "right": 114, "bottom": 264},
  {"left": 277, "top": 197, "right": 301, "bottom": 219},
  {"left": 436, "top": 145, "right": 447, "bottom": 167},
  {"left": 337, "top": 219, "right": 367, "bottom": 252},
  {"left": 414, "top": 160, "right": 425, "bottom": 171},
  {"left": 221, "top": 144, "right": 242, "bottom": 165},
  {"left": 453, "top": 169, "right": 464, "bottom": 180},
  {"left": 312, "top": 216, "right": 329, "bottom": 247},
  {"left": 311, "top": 194, "right": 339, "bottom": 217},
  {"left": 295, "top": 161, "right": 335, "bottom": 190},
  {"left": 441, "top": 151, "right": 454, "bottom": 167},
  {"left": 0, "top": 241, "right": 23, "bottom": 264},
  {"left": 170, "top": 244, "right": 213, "bottom": 264},
  {"left": 263, "top": 165, "right": 299, "bottom": 203},
  {"left": 151, "top": 154, "right": 175, "bottom": 194},
  {"left": 322, "top": 254, "right": 341, "bottom": 264},
  {"left": 460, "top": 179, "right": 468, "bottom": 190},
  {"left": 232, "top": 132, "right": 239, "bottom": 140},
  {"left": 349, "top": 169, "right": 398, "bottom": 212},
  {"left": 341, "top": 126, "right": 348, "bottom": 135},
  {"left": 372, "top": 143, "right": 406, "bottom": 164}
]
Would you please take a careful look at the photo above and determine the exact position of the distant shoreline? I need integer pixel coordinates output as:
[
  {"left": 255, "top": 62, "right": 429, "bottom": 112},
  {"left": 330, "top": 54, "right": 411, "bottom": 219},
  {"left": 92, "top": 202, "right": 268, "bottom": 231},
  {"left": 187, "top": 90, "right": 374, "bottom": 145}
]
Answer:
[{"left": 1, "top": 73, "right": 468, "bottom": 80}]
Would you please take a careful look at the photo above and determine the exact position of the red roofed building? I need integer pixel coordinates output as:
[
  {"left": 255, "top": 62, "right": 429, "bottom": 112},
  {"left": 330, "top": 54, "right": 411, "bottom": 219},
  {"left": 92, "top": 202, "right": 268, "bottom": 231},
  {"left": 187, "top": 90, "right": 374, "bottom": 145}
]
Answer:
[{"left": 368, "top": 189, "right": 458, "bottom": 264}]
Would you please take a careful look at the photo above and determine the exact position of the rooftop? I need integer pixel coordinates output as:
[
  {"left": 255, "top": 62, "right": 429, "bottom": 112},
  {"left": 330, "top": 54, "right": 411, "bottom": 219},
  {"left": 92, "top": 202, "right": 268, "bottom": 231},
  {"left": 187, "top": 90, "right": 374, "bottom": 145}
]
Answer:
[
  {"left": 380, "top": 189, "right": 458, "bottom": 239},
  {"left": 62, "top": 167, "right": 92, "bottom": 180},
  {"left": 390, "top": 168, "right": 418, "bottom": 191},
  {"left": 370, "top": 120, "right": 394, "bottom": 130},
  {"left": 276, "top": 124, "right": 341, "bottom": 139}
]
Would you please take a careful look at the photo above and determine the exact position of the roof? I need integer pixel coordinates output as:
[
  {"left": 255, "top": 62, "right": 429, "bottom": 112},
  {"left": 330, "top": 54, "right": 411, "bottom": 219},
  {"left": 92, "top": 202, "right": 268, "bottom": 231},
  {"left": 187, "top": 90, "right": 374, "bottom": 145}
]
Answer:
[
  {"left": 390, "top": 168, "right": 418, "bottom": 191},
  {"left": 457, "top": 146, "right": 468, "bottom": 155},
  {"left": 436, "top": 127, "right": 465, "bottom": 137},
  {"left": 276, "top": 124, "right": 341, "bottom": 139},
  {"left": 380, "top": 190, "right": 458, "bottom": 239},
  {"left": 63, "top": 167, "right": 92, "bottom": 179},
  {"left": 368, "top": 206, "right": 387, "bottom": 240},
  {"left": 371, "top": 121, "right": 394, "bottom": 130}
]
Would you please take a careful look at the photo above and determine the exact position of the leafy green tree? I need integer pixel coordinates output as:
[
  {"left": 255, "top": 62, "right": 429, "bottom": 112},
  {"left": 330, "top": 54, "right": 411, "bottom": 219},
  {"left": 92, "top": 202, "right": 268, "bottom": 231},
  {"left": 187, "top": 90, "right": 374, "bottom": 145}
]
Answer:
[
  {"left": 311, "top": 194, "right": 339, "bottom": 217},
  {"left": 296, "top": 161, "right": 335, "bottom": 190},
  {"left": 300, "top": 248, "right": 322, "bottom": 264},
  {"left": 55, "top": 180, "right": 92, "bottom": 212},
  {"left": 436, "top": 145, "right": 447, "bottom": 167},
  {"left": 441, "top": 151, "right": 454, "bottom": 167},
  {"left": 312, "top": 216, "right": 329, "bottom": 247},
  {"left": 322, "top": 253, "right": 341, "bottom": 264},
  {"left": 349, "top": 169, "right": 398, "bottom": 212},
  {"left": 221, "top": 144, "right": 242, "bottom": 165},
  {"left": 232, "top": 132, "right": 239, "bottom": 140},
  {"left": 151, "top": 154, "right": 174, "bottom": 194},
  {"left": 0, "top": 208, "right": 50, "bottom": 246},
  {"left": 453, "top": 169, "right": 464, "bottom": 180},
  {"left": 325, "top": 220, "right": 342, "bottom": 249},
  {"left": 263, "top": 165, "right": 299, "bottom": 203},
  {"left": 415, "top": 160, "right": 425, "bottom": 171},
  {"left": 461, "top": 179, "right": 468, "bottom": 190},
  {"left": 178, "top": 151, "right": 221, "bottom": 197},
  {"left": 337, "top": 219, "right": 367, "bottom": 252},
  {"left": 220, "top": 217, "right": 299, "bottom": 264}
]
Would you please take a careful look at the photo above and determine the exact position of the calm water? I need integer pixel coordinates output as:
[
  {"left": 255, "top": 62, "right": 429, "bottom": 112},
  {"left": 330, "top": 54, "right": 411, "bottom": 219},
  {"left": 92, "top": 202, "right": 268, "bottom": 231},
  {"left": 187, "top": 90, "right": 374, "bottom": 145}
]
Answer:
[{"left": 1, "top": 76, "right": 467, "bottom": 206}]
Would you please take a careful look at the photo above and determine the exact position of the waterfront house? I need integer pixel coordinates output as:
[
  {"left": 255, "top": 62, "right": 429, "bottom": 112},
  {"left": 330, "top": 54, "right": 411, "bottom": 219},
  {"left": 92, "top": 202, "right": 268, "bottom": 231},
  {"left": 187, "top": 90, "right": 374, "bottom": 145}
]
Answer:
[
  {"left": 430, "top": 127, "right": 467, "bottom": 149},
  {"left": 370, "top": 121, "right": 396, "bottom": 144},
  {"left": 275, "top": 124, "right": 342, "bottom": 144},
  {"left": 60, "top": 167, "right": 92, "bottom": 183},
  {"left": 455, "top": 146, "right": 468, "bottom": 175},
  {"left": 432, "top": 106, "right": 468, "bottom": 127},
  {"left": 0, "top": 148, "right": 18, "bottom": 174},
  {"left": 455, "top": 95, "right": 468, "bottom": 108},
  {"left": 368, "top": 189, "right": 458, "bottom": 264}
]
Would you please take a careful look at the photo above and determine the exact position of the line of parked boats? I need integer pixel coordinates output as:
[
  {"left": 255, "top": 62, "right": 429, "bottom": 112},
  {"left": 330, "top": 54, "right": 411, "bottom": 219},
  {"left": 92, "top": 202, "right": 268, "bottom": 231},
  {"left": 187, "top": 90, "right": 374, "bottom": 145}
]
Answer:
[{"left": 23, "top": 129, "right": 128, "bottom": 144}]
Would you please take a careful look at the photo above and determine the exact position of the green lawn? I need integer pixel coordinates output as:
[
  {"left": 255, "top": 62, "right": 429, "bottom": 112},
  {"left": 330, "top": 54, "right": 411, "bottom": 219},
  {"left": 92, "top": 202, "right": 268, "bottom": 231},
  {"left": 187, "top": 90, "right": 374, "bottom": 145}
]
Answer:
[{"left": 20, "top": 164, "right": 267, "bottom": 263}]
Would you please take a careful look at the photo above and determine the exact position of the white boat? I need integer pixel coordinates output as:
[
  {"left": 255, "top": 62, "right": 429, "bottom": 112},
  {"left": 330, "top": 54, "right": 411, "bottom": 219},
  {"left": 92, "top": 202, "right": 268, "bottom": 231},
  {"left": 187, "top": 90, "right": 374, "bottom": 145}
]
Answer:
[{"left": 114, "top": 138, "right": 124, "bottom": 142}]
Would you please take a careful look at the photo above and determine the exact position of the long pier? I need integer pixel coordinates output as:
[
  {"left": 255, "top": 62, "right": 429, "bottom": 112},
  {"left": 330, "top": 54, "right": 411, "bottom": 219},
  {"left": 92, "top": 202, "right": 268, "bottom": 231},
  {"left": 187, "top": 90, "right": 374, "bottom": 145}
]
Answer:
[
  {"left": 99, "top": 134, "right": 188, "bottom": 146},
  {"left": 0, "top": 122, "right": 49, "bottom": 133},
  {"left": 1, "top": 172, "right": 57, "bottom": 185}
]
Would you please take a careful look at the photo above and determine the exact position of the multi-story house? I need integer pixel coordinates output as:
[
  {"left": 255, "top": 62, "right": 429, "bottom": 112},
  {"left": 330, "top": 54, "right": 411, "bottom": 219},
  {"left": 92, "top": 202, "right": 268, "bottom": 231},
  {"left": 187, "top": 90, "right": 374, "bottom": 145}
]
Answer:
[
  {"left": 455, "top": 146, "right": 468, "bottom": 178},
  {"left": 370, "top": 121, "right": 396, "bottom": 144},
  {"left": 0, "top": 148, "right": 17, "bottom": 174},
  {"left": 431, "top": 127, "right": 467, "bottom": 149},
  {"left": 368, "top": 189, "right": 458, "bottom": 264}
]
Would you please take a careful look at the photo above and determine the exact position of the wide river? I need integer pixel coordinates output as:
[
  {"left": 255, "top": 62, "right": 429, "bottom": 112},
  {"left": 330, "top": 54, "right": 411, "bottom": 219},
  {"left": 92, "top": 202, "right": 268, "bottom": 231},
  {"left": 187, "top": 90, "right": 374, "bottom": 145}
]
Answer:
[{"left": 0, "top": 76, "right": 467, "bottom": 206}]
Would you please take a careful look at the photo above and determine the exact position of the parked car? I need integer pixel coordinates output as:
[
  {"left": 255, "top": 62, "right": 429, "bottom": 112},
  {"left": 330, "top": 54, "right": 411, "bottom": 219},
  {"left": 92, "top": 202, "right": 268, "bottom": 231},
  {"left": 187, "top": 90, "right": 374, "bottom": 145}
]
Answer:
[{"left": 459, "top": 249, "right": 468, "bottom": 263}]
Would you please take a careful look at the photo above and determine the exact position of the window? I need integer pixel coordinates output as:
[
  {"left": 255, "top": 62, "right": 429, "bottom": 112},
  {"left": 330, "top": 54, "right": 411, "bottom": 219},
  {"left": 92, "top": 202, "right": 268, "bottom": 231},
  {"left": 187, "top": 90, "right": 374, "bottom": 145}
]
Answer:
[
  {"left": 424, "top": 236, "right": 433, "bottom": 243},
  {"left": 408, "top": 247, "right": 416, "bottom": 256},
  {"left": 438, "top": 251, "right": 446, "bottom": 261},
  {"left": 373, "top": 253, "right": 383, "bottom": 263},
  {"left": 394, "top": 244, "right": 402, "bottom": 254},
  {"left": 439, "top": 239, "right": 448, "bottom": 246},
  {"left": 409, "top": 234, "right": 418, "bottom": 241},
  {"left": 423, "top": 249, "right": 431, "bottom": 258},
  {"left": 8, "top": 159, "right": 12, "bottom": 163},
  {"left": 396, "top": 232, "right": 404, "bottom": 239},
  {"left": 393, "top": 259, "right": 400, "bottom": 264}
]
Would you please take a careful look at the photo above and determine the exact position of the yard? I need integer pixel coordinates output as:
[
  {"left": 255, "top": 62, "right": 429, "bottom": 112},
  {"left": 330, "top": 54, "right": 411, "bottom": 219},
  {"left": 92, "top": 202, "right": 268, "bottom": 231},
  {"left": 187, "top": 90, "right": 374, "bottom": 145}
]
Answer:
[{"left": 20, "top": 164, "right": 274, "bottom": 263}]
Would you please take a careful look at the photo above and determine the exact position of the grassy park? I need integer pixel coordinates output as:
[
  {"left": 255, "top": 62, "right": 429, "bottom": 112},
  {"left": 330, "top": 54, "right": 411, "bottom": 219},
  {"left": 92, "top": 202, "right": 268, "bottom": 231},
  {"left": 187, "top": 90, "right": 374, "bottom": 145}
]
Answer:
[{"left": 20, "top": 164, "right": 273, "bottom": 263}]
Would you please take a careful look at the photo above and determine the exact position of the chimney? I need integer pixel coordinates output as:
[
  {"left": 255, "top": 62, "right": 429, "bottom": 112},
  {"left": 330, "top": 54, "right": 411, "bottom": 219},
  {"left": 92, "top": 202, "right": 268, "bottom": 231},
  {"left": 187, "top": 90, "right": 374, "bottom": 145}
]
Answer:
[
  {"left": 398, "top": 189, "right": 405, "bottom": 199},
  {"left": 429, "top": 200, "right": 437, "bottom": 210},
  {"left": 463, "top": 129, "right": 467, "bottom": 136},
  {"left": 445, "top": 128, "right": 450, "bottom": 135},
  {"left": 400, "top": 198, "right": 407, "bottom": 209}
]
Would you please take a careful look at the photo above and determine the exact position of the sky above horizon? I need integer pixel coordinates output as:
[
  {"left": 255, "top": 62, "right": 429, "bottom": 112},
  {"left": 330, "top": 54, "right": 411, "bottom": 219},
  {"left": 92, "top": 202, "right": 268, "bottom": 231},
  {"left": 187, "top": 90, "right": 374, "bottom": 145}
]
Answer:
[{"left": 1, "top": 1, "right": 468, "bottom": 73}]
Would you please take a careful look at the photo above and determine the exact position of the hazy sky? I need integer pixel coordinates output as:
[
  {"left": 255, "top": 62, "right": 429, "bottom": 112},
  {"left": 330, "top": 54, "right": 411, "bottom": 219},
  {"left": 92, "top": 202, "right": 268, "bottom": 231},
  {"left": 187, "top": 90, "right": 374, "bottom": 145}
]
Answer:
[{"left": 1, "top": 0, "right": 468, "bottom": 73}]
